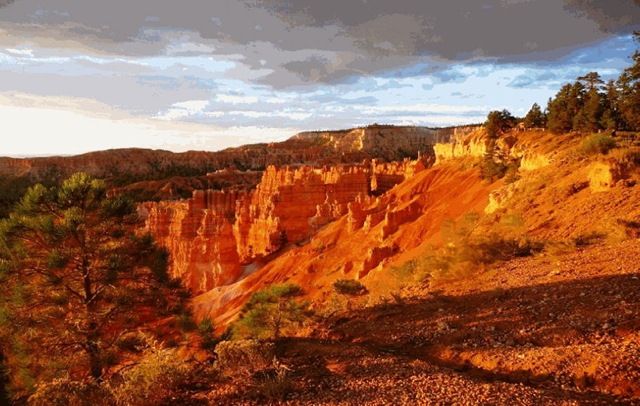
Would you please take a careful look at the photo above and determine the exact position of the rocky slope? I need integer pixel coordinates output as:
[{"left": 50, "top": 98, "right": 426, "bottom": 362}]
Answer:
[
  {"left": 202, "top": 239, "right": 640, "bottom": 405},
  {"left": 185, "top": 128, "right": 640, "bottom": 404},
  {"left": 190, "top": 158, "right": 494, "bottom": 325}
]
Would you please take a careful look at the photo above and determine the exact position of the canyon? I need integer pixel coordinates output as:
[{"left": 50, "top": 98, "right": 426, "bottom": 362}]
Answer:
[
  {"left": 142, "top": 154, "right": 429, "bottom": 294},
  {"left": 4, "top": 124, "right": 640, "bottom": 404}
]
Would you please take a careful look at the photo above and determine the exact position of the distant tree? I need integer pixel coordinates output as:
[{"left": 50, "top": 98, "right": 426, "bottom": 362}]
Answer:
[
  {"left": 233, "top": 284, "right": 310, "bottom": 340},
  {"left": 547, "top": 82, "right": 586, "bottom": 134},
  {"left": 617, "top": 34, "right": 640, "bottom": 130},
  {"left": 577, "top": 71, "right": 604, "bottom": 92},
  {"left": 574, "top": 72, "right": 605, "bottom": 132},
  {"left": 574, "top": 87, "right": 604, "bottom": 133},
  {"left": 485, "top": 109, "right": 516, "bottom": 138},
  {"left": 601, "top": 79, "right": 623, "bottom": 131},
  {"left": 523, "top": 103, "right": 546, "bottom": 129},
  {"left": 0, "top": 173, "right": 189, "bottom": 397}
]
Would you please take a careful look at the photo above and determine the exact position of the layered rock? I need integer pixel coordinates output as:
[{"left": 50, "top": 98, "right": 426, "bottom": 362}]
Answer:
[
  {"left": 293, "top": 125, "right": 461, "bottom": 160},
  {"left": 234, "top": 165, "right": 371, "bottom": 262},
  {"left": 144, "top": 190, "right": 246, "bottom": 294},
  {"left": 144, "top": 161, "right": 428, "bottom": 293},
  {"left": 433, "top": 128, "right": 489, "bottom": 164}
]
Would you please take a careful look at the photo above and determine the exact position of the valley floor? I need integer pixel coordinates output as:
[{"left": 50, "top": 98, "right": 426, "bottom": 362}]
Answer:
[{"left": 200, "top": 239, "right": 640, "bottom": 405}]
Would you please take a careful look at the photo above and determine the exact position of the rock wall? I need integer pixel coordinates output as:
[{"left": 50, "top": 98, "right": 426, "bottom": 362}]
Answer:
[
  {"left": 144, "top": 160, "right": 426, "bottom": 293},
  {"left": 433, "top": 128, "right": 489, "bottom": 164},
  {"left": 233, "top": 165, "right": 371, "bottom": 262},
  {"left": 144, "top": 190, "right": 247, "bottom": 294}
]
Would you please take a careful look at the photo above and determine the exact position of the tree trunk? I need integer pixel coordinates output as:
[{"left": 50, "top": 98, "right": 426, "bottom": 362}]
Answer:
[
  {"left": 87, "top": 340, "right": 103, "bottom": 381},
  {"left": 0, "top": 351, "right": 10, "bottom": 404}
]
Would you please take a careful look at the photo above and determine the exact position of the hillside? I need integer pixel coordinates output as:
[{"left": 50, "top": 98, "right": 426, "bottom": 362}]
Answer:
[
  {"left": 0, "top": 125, "right": 471, "bottom": 180},
  {"left": 4, "top": 126, "right": 640, "bottom": 404},
  {"left": 165, "top": 128, "right": 640, "bottom": 404}
]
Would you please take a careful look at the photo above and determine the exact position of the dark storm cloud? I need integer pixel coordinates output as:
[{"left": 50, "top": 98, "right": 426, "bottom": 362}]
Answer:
[{"left": 1, "top": 0, "right": 639, "bottom": 85}]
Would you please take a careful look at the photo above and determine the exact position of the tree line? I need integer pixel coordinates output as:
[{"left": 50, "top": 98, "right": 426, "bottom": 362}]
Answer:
[{"left": 488, "top": 32, "right": 640, "bottom": 136}]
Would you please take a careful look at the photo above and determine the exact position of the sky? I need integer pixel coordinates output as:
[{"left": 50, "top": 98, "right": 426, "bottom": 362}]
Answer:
[{"left": 1, "top": 1, "right": 640, "bottom": 157}]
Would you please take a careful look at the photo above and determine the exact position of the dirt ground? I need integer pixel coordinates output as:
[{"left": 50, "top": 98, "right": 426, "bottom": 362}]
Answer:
[{"left": 198, "top": 239, "right": 640, "bottom": 405}]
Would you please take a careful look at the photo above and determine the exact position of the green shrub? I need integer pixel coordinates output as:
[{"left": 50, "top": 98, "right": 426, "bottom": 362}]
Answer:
[
  {"left": 394, "top": 231, "right": 544, "bottom": 282},
  {"left": 233, "top": 284, "right": 311, "bottom": 340},
  {"left": 582, "top": 133, "right": 616, "bottom": 155},
  {"left": 332, "top": 279, "right": 368, "bottom": 296},
  {"left": 480, "top": 153, "right": 508, "bottom": 182}
]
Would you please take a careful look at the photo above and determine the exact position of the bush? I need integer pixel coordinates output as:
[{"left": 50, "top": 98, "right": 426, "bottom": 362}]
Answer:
[
  {"left": 332, "top": 279, "right": 368, "bottom": 296},
  {"left": 215, "top": 340, "right": 275, "bottom": 379},
  {"left": 396, "top": 232, "right": 544, "bottom": 282},
  {"left": 28, "top": 378, "right": 113, "bottom": 406},
  {"left": 609, "top": 147, "right": 640, "bottom": 167},
  {"left": 197, "top": 318, "right": 224, "bottom": 351},
  {"left": 233, "top": 284, "right": 311, "bottom": 340},
  {"left": 480, "top": 153, "right": 508, "bottom": 182},
  {"left": 108, "top": 340, "right": 194, "bottom": 406},
  {"left": 253, "top": 357, "right": 292, "bottom": 402},
  {"left": 582, "top": 134, "right": 616, "bottom": 155}
]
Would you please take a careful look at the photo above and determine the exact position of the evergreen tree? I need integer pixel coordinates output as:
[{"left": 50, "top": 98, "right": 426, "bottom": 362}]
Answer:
[
  {"left": 577, "top": 71, "right": 604, "bottom": 92},
  {"left": 601, "top": 79, "right": 622, "bottom": 131},
  {"left": 523, "top": 103, "right": 546, "bottom": 128},
  {"left": 233, "top": 284, "right": 310, "bottom": 340},
  {"left": 617, "top": 34, "right": 640, "bottom": 131},
  {"left": 547, "top": 82, "right": 586, "bottom": 134},
  {"left": 485, "top": 109, "right": 516, "bottom": 138},
  {"left": 574, "top": 87, "right": 604, "bottom": 133},
  {"left": 0, "top": 173, "right": 189, "bottom": 396},
  {"left": 547, "top": 84, "right": 574, "bottom": 133}
]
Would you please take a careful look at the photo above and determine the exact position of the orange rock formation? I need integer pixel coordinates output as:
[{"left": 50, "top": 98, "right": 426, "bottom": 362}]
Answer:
[{"left": 143, "top": 160, "right": 425, "bottom": 293}]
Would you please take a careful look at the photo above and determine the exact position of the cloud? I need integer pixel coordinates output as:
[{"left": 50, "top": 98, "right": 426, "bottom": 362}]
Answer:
[
  {"left": 216, "top": 94, "right": 259, "bottom": 104},
  {"left": 1, "top": 0, "right": 638, "bottom": 86},
  {"left": 155, "top": 99, "right": 209, "bottom": 120}
]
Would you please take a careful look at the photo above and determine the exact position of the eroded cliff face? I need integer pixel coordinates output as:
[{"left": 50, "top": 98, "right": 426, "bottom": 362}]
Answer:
[
  {"left": 433, "top": 128, "right": 489, "bottom": 164},
  {"left": 434, "top": 128, "right": 552, "bottom": 172},
  {"left": 143, "top": 190, "right": 247, "bottom": 294},
  {"left": 144, "top": 160, "right": 425, "bottom": 293},
  {"left": 233, "top": 165, "right": 371, "bottom": 262},
  {"left": 192, "top": 162, "right": 495, "bottom": 326}
]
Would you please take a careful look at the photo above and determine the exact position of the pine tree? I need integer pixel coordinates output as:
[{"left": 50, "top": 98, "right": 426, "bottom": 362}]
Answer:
[
  {"left": 577, "top": 71, "right": 604, "bottom": 92},
  {"left": 523, "top": 103, "right": 546, "bottom": 129},
  {"left": 601, "top": 79, "right": 622, "bottom": 131},
  {"left": 485, "top": 109, "right": 516, "bottom": 138},
  {"left": 547, "top": 82, "right": 586, "bottom": 134},
  {"left": 614, "top": 32, "right": 640, "bottom": 130},
  {"left": 233, "top": 284, "right": 310, "bottom": 340},
  {"left": 0, "top": 173, "right": 189, "bottom": 396},
  {"left": 574, "top": 87, "right": 603, "bottom": 133}
]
